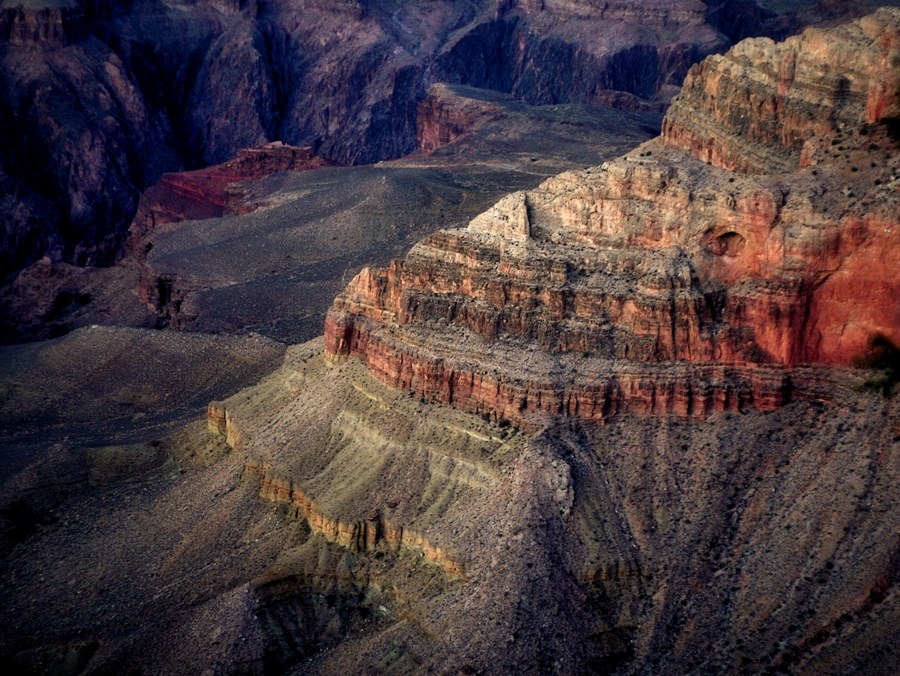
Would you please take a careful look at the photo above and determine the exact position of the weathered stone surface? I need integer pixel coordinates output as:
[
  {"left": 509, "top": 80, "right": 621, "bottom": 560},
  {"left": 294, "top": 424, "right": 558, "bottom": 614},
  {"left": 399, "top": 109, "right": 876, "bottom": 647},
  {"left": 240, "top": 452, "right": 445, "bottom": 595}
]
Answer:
[
  {"left": 326, "top": 9, "right": 900, "bottom": 428},
  {"left": 0, "top": 1, "right": 84, "bottom": 49},
  {"left": 244, "top": 460, "right": 465, "bottom": 577},
  {"left": 3, "top": 0, "right": 805, "bottom": 279},
  {"left": 416, "top": 83, "right": 510, "bottom": 154},
  {"left": 662, "top": 6, "right": 900, "bottom": 173},
  {"left": 3, "top": 329, "right": 900, "bottom": 676}
]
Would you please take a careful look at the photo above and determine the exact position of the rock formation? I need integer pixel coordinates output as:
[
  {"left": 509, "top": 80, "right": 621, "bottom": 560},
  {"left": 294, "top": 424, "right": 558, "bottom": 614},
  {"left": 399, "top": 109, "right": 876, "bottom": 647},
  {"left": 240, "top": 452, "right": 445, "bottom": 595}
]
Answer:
[
  {"left": 326, "top": 7, "right": 900, "bottom": 428},
  {"left": 416, "top": 84, "right": 513, "bottom": 154},
  {"left": 0, "top": 1, "right": 84, "bottom": 49},
  {"left": 3, "top": 8, "right": 900, "bottom": 676},
  {"left": 0, "top": 7, "right": 900, "bottom": 676},
  {"left": 663, "top": 7, "right": 900, "bottom": 173}
]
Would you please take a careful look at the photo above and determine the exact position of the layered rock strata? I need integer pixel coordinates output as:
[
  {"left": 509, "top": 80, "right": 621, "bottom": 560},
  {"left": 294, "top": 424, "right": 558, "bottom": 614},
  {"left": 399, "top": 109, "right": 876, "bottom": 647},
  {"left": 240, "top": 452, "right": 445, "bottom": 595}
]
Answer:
[
  {"left": 416, "top": 84, "right": 512, "bottom": 154},
  {"left": 326, "top": 9, "right": 900, "bottom": 428},
  {"left": 245, "top": 461, "right": 465, "bottom": 578},
  {"left": 663, "top": 7, "right": 900, "bottom": 173},
  {"left": 0, "top": 0, "right": 857, "bottom": 279},
  {"left": 0, "top": 1, "right": 84, "bottom": 49},
  {"left": 130, "top": 143, "right": 332, "bottom": 238}
]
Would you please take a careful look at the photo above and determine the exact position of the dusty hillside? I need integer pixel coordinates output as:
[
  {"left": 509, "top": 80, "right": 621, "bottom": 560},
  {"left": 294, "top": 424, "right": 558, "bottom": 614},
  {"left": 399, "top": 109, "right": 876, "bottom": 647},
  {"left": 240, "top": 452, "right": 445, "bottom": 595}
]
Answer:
[{"left": 2, "top": 337, "right": 897, "bottom": 675}]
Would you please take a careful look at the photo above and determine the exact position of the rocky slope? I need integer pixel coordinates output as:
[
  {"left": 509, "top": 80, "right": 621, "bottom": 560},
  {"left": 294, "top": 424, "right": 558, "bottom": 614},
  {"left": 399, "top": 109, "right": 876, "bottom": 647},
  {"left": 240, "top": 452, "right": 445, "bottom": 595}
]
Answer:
[
  {"left": 663, "top": 7, "right": 900, "bottom": 173},
  {"left": 4, "top": 333, "right": 898, "bottom": 675},
  {"left": 325, "top": 7, "right": 900, "bottom": 429},
  {"left": 2, "top": 0, "right": 844, "bottom": 281},
  {"left": 128, "top": 142, "right": 333, "bottom": 240}
]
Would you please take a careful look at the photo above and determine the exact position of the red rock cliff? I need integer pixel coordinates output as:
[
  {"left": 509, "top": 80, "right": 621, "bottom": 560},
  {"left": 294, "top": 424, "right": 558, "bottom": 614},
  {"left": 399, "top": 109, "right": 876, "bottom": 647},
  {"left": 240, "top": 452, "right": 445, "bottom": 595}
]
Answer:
[
  {"left": 416, "top": 84, "right": 510, "bottom": 154},
  {"left": 130, "top": 143, "right": 332, "bottom": 238},
  {"left": 325, "top": 9, "right": 900, "bottom": 428}
]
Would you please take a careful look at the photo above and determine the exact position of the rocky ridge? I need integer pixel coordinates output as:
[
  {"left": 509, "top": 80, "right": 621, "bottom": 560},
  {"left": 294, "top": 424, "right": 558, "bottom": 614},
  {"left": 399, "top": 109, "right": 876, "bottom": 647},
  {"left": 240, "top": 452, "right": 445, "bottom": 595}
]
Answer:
[
  {"left": 663, "top": 7, "right": 900, "bottom": 173},
  {"left": 2, "top": 7, "right": 900, "bottom": 676},
  {"left": 326, "top": 8, "right": 900, "bottom": 428}
]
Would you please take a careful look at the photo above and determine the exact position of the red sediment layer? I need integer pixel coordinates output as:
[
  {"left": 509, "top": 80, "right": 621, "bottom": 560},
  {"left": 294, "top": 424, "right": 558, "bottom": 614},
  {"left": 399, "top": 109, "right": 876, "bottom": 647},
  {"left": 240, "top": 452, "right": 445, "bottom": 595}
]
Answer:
[
  {"left": 133, "top": 143, "right": 333, "bottom": 232},
  {"left": 322, "top": 11, "right": 900, "bottom": 426}
]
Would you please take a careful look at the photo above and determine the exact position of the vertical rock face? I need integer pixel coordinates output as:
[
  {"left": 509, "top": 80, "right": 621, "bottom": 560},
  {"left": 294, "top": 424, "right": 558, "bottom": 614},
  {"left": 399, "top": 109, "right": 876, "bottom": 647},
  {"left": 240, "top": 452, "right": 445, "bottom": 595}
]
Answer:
[
  {"left": 0, "top": 34, "right": 179, "bottom": 274},
  {"left": 415, "top": 83, "right": 510, "bottom": 154},
  {"left": 129, "top": 142, "right": 332, "bottom": 238},
  {"left": 541, "top": 0, "right": 708, "bottom": 26},
  {"left": 185, "top": 23, "right": 276, "bottom": 166},
  {"left": 662, "top": 7, "right": 900, "bottom": 173},
  {"left": 0, "top": 2, "right": 85, "bottom": 49},
  {"left": 325, "top": 8, "right": 900, "bottom": 428}
]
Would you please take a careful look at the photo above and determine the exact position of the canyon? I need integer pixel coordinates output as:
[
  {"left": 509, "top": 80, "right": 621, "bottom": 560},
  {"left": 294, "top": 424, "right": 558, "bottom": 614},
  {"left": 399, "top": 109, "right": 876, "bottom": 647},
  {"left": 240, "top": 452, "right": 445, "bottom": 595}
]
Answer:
[
  {"left": 0, "top": 0, "right": 882, "bottom": 281},
  {"left": 0, "top": 4, "right": 899, "bottom": 676},
  {"left": 1, "top": 81, "right": 665, "bottom": 344}
]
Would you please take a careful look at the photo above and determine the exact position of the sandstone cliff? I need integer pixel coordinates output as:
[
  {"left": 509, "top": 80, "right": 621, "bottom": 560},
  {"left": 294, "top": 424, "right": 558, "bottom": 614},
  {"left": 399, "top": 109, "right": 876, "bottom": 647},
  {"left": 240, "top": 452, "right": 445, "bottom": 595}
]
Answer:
[
  {"left": 416, "top": 84, "right": 513, "bottom": 154},
  {"left": 3, "top": 8, "right": 900, "bottom": 676},
  {"left": 326, "top": 8, "right": 900, "bottom": 429},
  {"left": 663, "top": 7, "right": 900, "bottom": 173}
]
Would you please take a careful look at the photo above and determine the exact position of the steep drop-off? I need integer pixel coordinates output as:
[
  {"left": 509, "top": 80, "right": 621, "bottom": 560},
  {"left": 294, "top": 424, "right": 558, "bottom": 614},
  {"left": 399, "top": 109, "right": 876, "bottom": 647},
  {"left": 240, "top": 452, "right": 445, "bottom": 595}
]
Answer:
[
  {"left": 4, "top": 335, "right": 898, "bottom": 676},
  {"left": 0, "top": 88, "right": 662, "bottom": 346},
  {"left": 2, "top": 7, "right": 900, "bottom": 676}
]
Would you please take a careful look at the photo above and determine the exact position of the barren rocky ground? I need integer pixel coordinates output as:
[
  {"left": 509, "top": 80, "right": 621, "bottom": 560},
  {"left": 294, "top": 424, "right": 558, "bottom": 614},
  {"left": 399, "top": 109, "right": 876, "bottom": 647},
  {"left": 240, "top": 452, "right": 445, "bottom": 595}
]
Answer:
[
  {"left": 1, "top": 91, "right": 663, "bottom": 344},
  {"left": 3, "top": 339, "right": 899, "bottom": 675},
  {"left": 2, "top": 0, "right": 893, "bottom": 279}
]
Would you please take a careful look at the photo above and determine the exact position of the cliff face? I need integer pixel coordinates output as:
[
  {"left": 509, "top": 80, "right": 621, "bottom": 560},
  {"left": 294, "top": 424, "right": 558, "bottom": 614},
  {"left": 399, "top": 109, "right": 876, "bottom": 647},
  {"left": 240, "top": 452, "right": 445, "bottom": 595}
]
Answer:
[
  {"left": 129, "top": 142, "right": 332, "bottom": 239},
  {"left": 0, "top": 12, "right": 179, "bottom": 276},
  {"left": 416, "top": 84, "right": 511, "bottom": 154},
  {"left": 212, "top": 345, "right": 900, "bottom": 676},
  {"left": 662, "top": 7, "right": 900, "bottom": 173},
  {"left": 326, "top": 8, "right": 900, "bottom": 429},
  {"left": 0, "top": 2, "right": 84, "bottom": 49},
  {"left": 3, "top": 327, "right": 900, "bottom": 676},
  {"left": 3, "top": 9, "right": 900, "bottom": 676}
]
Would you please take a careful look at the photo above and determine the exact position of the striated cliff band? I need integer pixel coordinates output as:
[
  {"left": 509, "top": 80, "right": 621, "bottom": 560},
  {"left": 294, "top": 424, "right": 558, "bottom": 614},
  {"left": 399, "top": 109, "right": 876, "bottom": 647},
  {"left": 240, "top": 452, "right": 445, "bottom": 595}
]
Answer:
[{"left": 326, "top": 7, "right": 900, "bottom": 428}]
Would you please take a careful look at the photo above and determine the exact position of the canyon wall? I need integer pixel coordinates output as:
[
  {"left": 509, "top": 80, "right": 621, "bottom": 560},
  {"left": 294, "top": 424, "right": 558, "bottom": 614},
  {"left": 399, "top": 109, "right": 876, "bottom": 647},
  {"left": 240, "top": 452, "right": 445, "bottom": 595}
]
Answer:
[
  {"left": 129, "top": 142, "right": 331, "bottom": 239},
  {"left": 325, "top": 8, "right": 900, "bottom": 428},
  {"left": 663, "top": 7, "right": 900, "bottom": 173},
  {"left": 191, "top": 336, "right": 900, "bottom": 676},
  {"left": 0, "top": 2, "right": 84, "bottom": 49}
]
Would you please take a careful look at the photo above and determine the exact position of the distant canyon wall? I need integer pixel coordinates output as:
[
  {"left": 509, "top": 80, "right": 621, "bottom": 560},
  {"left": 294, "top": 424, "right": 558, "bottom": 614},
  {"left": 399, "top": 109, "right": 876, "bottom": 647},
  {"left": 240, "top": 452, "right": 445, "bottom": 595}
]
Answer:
[{"left": 0, "top": 0, "right": 794, "bottom": 279}]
